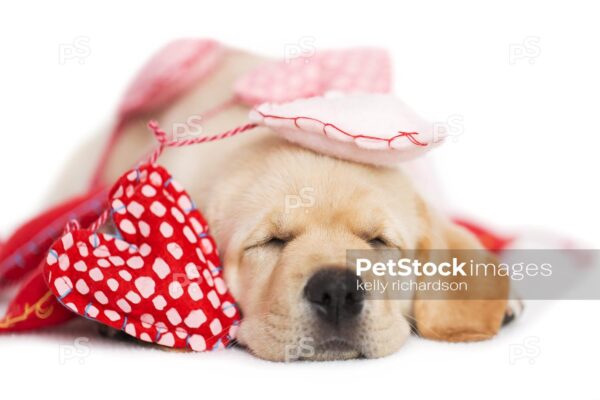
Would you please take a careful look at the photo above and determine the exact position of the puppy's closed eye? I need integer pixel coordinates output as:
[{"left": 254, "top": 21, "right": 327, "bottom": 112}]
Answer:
[
  {"left": 245, "top": 235, "right": 292, "bottom": 251},
  {"left": 368, "top": 237, "right": 389, "bottom": 248},
  {"left": 358, "top": 227, "right": 394, "bottom": 249},
  {"left": 263, "top": 236, "right": 289, "bottom": 248}
]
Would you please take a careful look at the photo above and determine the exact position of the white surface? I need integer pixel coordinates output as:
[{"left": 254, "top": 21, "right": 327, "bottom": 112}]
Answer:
[
  {"left": 0, "top": 301, "right": 594, "bottom": 399},
  {"left": 0, "top": 0, "right": 598, "bottom": 398}
]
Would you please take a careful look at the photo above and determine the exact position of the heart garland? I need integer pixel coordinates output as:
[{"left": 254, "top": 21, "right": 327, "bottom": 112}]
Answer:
[
  {"left": 44, "top": 163, "right": 240, "bottom": 351},
  {"left": 40, "top": 86, "right": 441, "bottom": 351}
]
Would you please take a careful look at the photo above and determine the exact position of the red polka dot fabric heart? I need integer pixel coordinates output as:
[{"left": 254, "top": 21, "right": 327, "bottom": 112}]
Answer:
[{"left": 43, "top": 164, "right": 240, "bottom": 351}]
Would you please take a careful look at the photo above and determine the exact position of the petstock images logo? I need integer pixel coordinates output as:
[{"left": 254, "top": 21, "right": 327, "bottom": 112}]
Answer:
[{"left": 347, "top": 248, "right": 599, "bottom": 300}]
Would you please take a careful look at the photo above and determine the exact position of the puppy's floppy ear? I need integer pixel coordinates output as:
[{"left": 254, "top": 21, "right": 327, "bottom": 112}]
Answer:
[{"left": 413, "top": 209, "right": 509, "bottom": 342}]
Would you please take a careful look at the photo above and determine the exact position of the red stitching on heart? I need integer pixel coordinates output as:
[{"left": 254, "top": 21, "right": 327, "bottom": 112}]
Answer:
[{"left": 256, "top": 110, "right": 427, "bottom": 147}]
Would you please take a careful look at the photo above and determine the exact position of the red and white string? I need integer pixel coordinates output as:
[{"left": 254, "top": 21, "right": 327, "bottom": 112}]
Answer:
[{"left": 67, "top": 120, "right": 257, "bottom": 233}]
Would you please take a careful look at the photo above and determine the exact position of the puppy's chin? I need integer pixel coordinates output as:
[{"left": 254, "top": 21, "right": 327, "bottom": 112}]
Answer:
[
  {"left": 305, "top": 340, "right": 362, "bottom": 361},
  {"left": 235, "top": 307, "right": 412, "bottom": 362}
]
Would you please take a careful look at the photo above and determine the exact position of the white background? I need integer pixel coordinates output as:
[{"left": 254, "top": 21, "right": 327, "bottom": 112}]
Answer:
[{"left": 0, "top": 1, "right": 598, "bottom": 399}]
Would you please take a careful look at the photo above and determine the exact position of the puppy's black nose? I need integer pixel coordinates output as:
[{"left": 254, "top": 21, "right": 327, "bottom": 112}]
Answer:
[{"left": 304, "top": 268, "right": 364, "bottom": 325}]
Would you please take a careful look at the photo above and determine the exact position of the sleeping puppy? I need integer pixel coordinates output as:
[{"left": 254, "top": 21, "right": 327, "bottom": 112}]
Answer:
[
  {"left": 197, "top": 136, "right": 511, "bottom": 360},
  {"left": 56, "top": 49, "right": 514, "bottom": 361},
  {"left": 208, "top": 136, "right": 417, "bottom": 360}
]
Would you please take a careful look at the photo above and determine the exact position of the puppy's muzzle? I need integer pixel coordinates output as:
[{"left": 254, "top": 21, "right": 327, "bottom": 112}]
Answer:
[{"left": 304, "top": 268, "right": 364, "bottom": 325}]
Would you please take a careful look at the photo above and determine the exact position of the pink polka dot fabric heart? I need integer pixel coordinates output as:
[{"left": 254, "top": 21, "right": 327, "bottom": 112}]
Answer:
[
  {"left": 43, "top": 164, "right": 239, "bottom": 351},
  {"left": 234, "top": 47, "right": 391, "bottom": 106}
]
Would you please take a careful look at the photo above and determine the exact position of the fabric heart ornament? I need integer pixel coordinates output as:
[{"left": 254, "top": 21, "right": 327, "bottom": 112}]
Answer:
[
  {"left": 234, "top": 47, "right": 391, "bottom": 106},
  {"left": 43, "top": 164, "right": 240, "bottom": 351},
  {"left": 118, "top": 39, "right": 223, "bottom": 119},
  {"left": 250, "top": 93, "right": 446, "bottom": 166}
]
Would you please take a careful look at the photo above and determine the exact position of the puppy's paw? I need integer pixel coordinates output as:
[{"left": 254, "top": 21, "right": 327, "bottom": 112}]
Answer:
[
  {"left": 415, "top": 299, "right": 508, "bottom": 342},
  {"left": 97, "top": 323, "right": 132, "bottom": 341},
  {"left": 502, "top": 299, "right": 524, "bottom": 326}
]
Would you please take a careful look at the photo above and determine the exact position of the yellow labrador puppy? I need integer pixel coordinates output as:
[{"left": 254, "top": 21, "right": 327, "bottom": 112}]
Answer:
[{"left": 54, "top": 48, "right": 512, "bottom": 361}]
